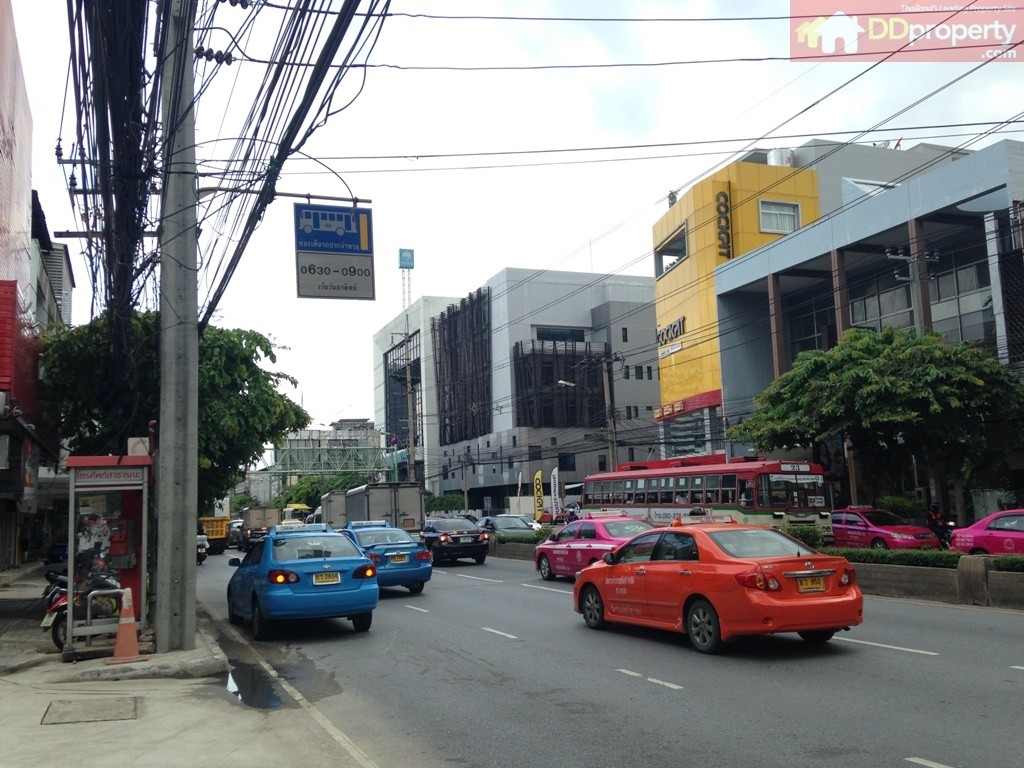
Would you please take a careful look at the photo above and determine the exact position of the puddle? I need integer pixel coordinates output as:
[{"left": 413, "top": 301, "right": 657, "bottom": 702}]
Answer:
[{"left": 221, "top": 660, "right": 283, "bottom": 709}]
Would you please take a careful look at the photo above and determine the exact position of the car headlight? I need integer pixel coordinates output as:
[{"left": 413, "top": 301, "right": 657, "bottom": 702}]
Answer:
[{"left": 889, "top": 532, "right": 913, "bottom": 540}]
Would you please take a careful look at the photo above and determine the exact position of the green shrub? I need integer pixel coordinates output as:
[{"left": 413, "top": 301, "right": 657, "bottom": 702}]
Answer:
[
  {"left": 784, "top": 525, "right": 824, "bottom": 549},
  {"left": 992, "top": 555, "right": 1024, "bottom": 572},
  {"left": 824, "top": 546, "right": 961, "bottom": 568}
]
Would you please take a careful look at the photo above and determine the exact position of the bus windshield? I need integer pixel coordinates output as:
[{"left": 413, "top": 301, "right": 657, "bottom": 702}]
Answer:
[{"left": 764, "top": 473, "right": 828, "bottom": 509}]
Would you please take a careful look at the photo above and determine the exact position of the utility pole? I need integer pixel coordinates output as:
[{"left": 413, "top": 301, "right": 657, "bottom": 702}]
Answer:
[
  {"left": 155, "top": 0, "right": 199, "bottom": 653},
  {"left": 601, "top": 355, "right": 619, "bottom": 470},
  {"left": 404, "top": 316, "right": 416, "bottom": 483}
]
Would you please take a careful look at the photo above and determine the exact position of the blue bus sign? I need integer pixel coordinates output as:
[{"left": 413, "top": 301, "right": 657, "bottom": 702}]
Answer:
[{"left": 294, "top": 203, "right": 376, "bottom": 300}]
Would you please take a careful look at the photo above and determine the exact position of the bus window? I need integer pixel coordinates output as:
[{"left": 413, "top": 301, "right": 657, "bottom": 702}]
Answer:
[
  {"left": 673, "top": 477, "right": 688, "bottom": 504},
  {"left": 635, "top": 479, "right": 647, "bottom": 504},
  {"left": 705, "top": 475, "right": 720, "bottom": 504},
  {"left": 624, "top": 479, "right": 635, "bottom": 504},
  {"left": 583, "top": 481, "right": 596, "bottom": 505},
  {"left": 690, "top": 476, "right": 705, "bottom": 503},
  {"left": 611, "top": 480, "right": 624, "bottom": 504},
  {"left": 721, "top": 474, "right": 737, "bottom": 504},
  {"left": 659, "top": 478, "right": 673, "bottom": 504}
]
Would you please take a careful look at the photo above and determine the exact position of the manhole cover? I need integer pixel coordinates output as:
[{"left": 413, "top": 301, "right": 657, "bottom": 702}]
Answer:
[{"left": 42, "top": 697, "right": 139, "bottom": 725}]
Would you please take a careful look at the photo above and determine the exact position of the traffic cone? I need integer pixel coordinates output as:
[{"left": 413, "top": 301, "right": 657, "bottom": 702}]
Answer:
[{"left": 104, "top": 587, "right": 148, "bottom": 666}]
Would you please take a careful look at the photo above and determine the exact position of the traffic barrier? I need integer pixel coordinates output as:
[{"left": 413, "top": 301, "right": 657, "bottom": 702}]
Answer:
[{"left": 104, "top": 587, "right": 149, "bottom": 666}]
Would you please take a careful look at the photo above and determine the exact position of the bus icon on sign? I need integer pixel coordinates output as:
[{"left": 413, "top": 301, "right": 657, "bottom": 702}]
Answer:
[{"left": 299, "top": 208, "right": 357, "bottom": 235}]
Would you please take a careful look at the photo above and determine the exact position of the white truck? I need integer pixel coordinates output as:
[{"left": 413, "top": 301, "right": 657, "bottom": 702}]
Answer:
[
  {"left": 344, "top": 482, "right": 425, "bottom": 531},
  {"left": 318, "top": 490, "right": 348, "bottom": 528}
]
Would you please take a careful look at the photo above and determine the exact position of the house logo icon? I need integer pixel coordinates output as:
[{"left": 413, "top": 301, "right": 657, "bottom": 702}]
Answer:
[{"left": 796, "top": 11, "right": 865, "bottom": 54}]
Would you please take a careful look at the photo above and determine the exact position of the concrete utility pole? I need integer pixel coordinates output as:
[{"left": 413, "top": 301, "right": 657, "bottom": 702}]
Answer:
[
  {"left": 601, "top": 355, "right": 619, "bottom": 470},
  {"left": 155, "top": 0, "right": 199, "bottom": 653},
  {"left": 404, "top": 316, "right": 416, "bottom": 483}
]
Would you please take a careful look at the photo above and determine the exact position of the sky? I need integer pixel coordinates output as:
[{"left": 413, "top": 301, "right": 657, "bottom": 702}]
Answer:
[{"left": 10, "top": 0, "right": 1024, "bottom": 429}]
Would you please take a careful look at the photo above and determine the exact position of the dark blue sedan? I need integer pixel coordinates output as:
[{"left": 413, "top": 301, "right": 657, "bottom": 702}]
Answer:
[
  {"left": 340, "top": 521, "right": 433, "bottom": 594},
  {"left": 227, "top": 522, "right": 378, "bottom": 639}
]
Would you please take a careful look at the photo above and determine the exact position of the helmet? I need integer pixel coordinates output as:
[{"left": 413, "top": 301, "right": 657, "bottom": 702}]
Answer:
[{"left": 928, "top": 502, "right": 940, "bottom": 513}]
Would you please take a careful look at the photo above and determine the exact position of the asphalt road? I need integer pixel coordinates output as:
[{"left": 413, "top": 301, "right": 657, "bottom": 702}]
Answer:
[{"left": 197, "top": 551, "right": 1023, "bottom": 768}]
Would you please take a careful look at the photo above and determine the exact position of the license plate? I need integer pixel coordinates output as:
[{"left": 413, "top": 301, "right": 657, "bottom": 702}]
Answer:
[
  {"left": 459, "top": 536, "right": 471, "bottom": 543},
  {"left": 313, "top": 572, "right": 340, "bottom": 585},
  {"left": 797, "top": 576, "right": 826, "bottom": 593},
  {"left": 41, "top": 613, "right": 57, "bottom": 628},
  {"left": 389, "top": 553, "right": 408, "bottom": 564}
]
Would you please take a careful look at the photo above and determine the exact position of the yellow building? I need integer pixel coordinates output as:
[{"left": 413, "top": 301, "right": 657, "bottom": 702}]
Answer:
[{"left": 652, "top": 155, "right": 820, "bottom": 455}]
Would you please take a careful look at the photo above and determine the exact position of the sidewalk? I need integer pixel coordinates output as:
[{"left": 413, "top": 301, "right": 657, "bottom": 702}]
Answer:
[{"left": 0, "top": 562, "right": 360, "bottom": 768}]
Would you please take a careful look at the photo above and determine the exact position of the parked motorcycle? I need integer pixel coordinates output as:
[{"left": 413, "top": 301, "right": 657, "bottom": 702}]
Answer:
[
  {"left": 197, "top": 532, "right": 209, "bottom": 565},
  {"left": 41, "top": 566, "right": 122, "bottom": 650}
]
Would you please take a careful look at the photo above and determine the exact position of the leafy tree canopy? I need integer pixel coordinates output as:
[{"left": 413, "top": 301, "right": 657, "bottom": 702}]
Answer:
[
  {"left": 728, "top": 327, "right": 1024, "bottom": 494},
  {"left": 40, "top": 311, "right": 310, "bottom": 513}
]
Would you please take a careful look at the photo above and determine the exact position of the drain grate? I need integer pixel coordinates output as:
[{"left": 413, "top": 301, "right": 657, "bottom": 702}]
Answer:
[{"left": 42, "top": 696, "right": 139, "bottom": 725}]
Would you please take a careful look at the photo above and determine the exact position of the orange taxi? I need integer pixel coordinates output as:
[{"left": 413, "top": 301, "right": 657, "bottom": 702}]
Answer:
[{"left": 572, "top": 521, "right": 863, "bottom": 654}]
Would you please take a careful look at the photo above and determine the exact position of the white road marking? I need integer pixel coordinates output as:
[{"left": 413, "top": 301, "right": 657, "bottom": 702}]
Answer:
[
  {"left": 457, "top": 573, "right": 503, "bottom": 583},
  {"left": 521, "top": 583, "right": 571, "bottom": 594},
  {"left": 905, "top": 758, "right": 954, "bottom": 768},
  {"left": 1011, "top": 665, "right": 1024, "bottom": 671},
  {"left": 617, "top": 669, "right": 682, "bottom": 690},
  {"left": 404, "top": 605, "right": 429, "bottom": 613},
  {"left": 482, "top": 627, "right": 518, "bottom": 640},
  {"left": 835, "top": 637, "right": 938, "bottom": 656},
  {"left": 199, "top": 600, "right": 379, "bottom": 768}
]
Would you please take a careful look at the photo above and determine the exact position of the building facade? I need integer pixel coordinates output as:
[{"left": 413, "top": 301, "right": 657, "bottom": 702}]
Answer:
[
  {"left": 375, "top": 269, "right": 659, "bottom": 511},
  {"left": 1, "top": 1, "right": 73, "bottom": 568},
  {"left": 652, "top": 140, "right": 969, "bottom": 460}
]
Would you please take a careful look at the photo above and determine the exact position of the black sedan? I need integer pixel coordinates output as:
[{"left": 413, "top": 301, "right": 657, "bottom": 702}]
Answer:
[{"left": 420, "top": 517, "right": 490, "bottom": 565}]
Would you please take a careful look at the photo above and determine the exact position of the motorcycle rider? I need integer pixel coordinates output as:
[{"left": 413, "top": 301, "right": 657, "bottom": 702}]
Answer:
[{"left": 926, "top": 502, "right": 951, "bottom": 548}]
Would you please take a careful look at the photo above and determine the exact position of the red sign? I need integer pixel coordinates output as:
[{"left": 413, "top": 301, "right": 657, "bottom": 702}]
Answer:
[{"left": 791, "top": 2, "right": 1023, "bottom": 62}]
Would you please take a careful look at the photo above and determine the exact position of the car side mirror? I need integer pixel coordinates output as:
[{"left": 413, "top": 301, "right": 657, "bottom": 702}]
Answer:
[
  {"left": 603, "top": 552, "right": 615, "bottom": 565},
  {"left": 228, "top": 557, "right": 241, "bottom": 567},
  {"left": 548, "top": 533, "right": 557, "bottom": 542}
]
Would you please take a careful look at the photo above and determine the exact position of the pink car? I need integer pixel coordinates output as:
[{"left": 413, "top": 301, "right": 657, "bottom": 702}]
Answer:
[
  {"left": 535, "top": 515, "right": 653, "bottom": 581},
  {"left": 950, "top": 509, "right": 1024, "bottom": 555},
  {"left": 830, "top": 507, "right": 939, "bottom": 550}
]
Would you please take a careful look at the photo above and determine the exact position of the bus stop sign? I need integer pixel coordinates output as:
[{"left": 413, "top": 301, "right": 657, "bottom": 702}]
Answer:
[{"left": 294, "top": 203, "right": 376, "bottom": 300}]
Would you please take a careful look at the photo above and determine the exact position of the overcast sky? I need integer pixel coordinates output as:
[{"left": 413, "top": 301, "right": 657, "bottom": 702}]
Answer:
[{"left": 11, "top": 1, "right": 1024, "bottom": 428}]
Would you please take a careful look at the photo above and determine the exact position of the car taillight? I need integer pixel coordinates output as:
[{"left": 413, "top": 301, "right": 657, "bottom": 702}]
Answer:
[
  {"left": 840, "top": 568, "right": 856, "bottom": 586},
  {"left": 415, "top": 550, "right": 432, "bottom": 562},
  {"left": 354, "top": 564, "right": 376, "bottom": 579},
  {"left": 735, "top": 571, "right": 781, "bottom": 591},
  {"left": 365, "top": 552, "right": 382, "bottom": 563},
  {"left": 267, "top": 569, "right": 299, "bottom": 584},
  {"left": 439, "top": 534, "right": 452, "bottom": 543},
  {"left": 479, "top": 532, "right": 490, "bottom": 541}
]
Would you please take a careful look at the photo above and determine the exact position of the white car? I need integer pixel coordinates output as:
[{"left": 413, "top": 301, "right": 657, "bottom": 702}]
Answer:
[{"left": 504, "top": 514, "right": 542, "bottom": 531}]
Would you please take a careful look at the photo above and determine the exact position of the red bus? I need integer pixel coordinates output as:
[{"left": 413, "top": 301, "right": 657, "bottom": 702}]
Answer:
[{"left": 581, "top": 457, "right": 834, "bottom": 541}]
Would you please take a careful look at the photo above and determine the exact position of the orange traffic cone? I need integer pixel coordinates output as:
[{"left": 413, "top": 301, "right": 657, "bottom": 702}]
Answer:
[{"left": 104, "top": 587, "right": 148, "bottom": 666}]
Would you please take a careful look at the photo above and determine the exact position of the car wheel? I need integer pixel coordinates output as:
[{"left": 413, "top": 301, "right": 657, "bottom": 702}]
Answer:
[
  {"left": 251, "top": 598, "right": 270, "bottom": 641},
  {"left": 475, "top": 554, "right": 487, "bottom": 565},
  {"left": 969, "top": 548, "right": 989, "bottom": 555},
  {"left": 580, "top": 585, "right": 606, "bottom": 630},
  {"left": 226, "top": 587, "right": 241, "bottom": 625},
  {"left": 798, "top": 630, "right": 835, "bottom": 645},
  {"left": 538, "top": 555, "right": 555, "bottom": 581},
  {"left": 686, "top": 598, "right": 722, "bottom": 654},
  {"left": 407, "top": 582, "right": 425, "bottom": 594},
  {"left": 431, "top": 546, "right": 446, "bottom": 564},
  {"left": 352, "top": 612, "right": 372, "bottom": 632},
  {"left": 870, "top": 538, "right": 888, "bottom": 550}
]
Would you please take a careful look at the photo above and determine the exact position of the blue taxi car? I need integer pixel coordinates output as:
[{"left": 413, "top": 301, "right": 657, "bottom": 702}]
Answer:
[
  {"left": 340, "top": 521, "right": 433, "bottom": 594},
  {"left": 227, "top": 522, "right": 378, "bottom": 639}
]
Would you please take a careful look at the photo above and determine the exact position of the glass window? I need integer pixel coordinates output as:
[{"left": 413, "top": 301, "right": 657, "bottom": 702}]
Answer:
[
  {"left": 759, "top": 200, "right": 799, "bottom": 233},
  {"left": 617, "top": 533, "right": 660, "bottom": 563},
  {"left": 624, "top": 479, "right": 635, "bottom": 503},
  {"left": 611, "top": 480, "right": 624, "bottom": 504},
  {"left": 704, "top": 475, "right": 720, "bottom": 504},
  {"left": 579, "top": 523, "right": 597, "bottom": 540}
]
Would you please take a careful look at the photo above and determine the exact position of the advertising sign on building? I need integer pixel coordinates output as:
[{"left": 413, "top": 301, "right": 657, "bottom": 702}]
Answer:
[{"left": 294, "top": 203, "right": 376, "bottom": 300}]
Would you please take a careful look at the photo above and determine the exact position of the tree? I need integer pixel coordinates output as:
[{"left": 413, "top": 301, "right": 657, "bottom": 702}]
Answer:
[
  {"left": 40, "top": 311, "right": 310, "bottom": 513},
  {"left": 728, "top": 327, "right": 1024, "bottom": 502},
  {"left": 273, "top": 472, "right": 365, "bottom": 512}
]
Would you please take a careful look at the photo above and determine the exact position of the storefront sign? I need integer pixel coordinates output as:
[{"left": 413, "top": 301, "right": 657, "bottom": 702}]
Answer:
[
  {"left": 717, "top": 191, "right": 732, "bottom": 259},
  {"left": 658, "top": 317, "right": 686, "bottom": 346}
]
